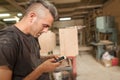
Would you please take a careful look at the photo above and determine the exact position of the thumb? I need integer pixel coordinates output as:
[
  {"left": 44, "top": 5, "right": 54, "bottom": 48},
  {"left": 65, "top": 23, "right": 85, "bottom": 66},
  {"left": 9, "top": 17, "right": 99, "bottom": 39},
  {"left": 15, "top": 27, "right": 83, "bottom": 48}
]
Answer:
[{"left": 48, "top": 58, "right": 56, "bottom": 62}]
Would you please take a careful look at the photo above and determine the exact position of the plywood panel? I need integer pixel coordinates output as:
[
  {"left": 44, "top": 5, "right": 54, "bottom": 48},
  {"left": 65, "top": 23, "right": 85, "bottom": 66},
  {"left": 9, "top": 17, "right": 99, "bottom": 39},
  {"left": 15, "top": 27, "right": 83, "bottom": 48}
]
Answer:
[
  {"left": 59, "top": 28, "right": 78, "bottom": 56},
  {"left": 38, "top": 31, "right": 56, "bottom": 54}
]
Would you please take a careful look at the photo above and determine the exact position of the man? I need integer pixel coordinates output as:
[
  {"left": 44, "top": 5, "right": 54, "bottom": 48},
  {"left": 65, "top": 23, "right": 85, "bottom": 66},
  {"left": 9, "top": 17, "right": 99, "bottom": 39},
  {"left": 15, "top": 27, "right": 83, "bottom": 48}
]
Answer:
[{"left": 0, "top": 0, "right": 61, "bottom": 80}]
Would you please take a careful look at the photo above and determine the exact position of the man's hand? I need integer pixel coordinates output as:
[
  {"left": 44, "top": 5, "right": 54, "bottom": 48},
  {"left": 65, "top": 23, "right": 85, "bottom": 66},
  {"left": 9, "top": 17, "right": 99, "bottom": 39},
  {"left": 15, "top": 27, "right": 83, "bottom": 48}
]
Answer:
[
  {"left": 40, "top": 58, "right": 61, "bottom": 73},
  {"left": 24, "top": 58, "right": 61, "bottom": 80},
  {"left": 41, "top": 55, "right": 59, "bottom": 62}
]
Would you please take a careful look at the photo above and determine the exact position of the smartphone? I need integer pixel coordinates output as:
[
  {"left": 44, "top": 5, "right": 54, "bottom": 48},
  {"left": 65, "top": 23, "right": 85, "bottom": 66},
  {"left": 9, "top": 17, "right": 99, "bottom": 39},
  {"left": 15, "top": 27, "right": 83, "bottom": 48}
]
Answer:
[{"left": 54, "top": 56, "right": 67, "bottom": 62}]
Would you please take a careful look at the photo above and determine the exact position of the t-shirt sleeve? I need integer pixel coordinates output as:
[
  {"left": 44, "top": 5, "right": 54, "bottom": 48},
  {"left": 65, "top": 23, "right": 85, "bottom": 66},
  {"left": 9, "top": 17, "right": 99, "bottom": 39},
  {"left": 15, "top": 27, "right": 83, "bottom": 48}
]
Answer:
[{"left": 0, "top": 35, "right": 18, "bottom": 70}]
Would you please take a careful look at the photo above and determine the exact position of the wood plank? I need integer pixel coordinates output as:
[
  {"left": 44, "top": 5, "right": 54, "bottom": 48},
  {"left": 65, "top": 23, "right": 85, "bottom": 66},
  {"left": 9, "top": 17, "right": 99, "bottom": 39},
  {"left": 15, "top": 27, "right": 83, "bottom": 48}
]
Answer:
[{"left": 59, "top": 28, "right": 78, "bottom": 56}]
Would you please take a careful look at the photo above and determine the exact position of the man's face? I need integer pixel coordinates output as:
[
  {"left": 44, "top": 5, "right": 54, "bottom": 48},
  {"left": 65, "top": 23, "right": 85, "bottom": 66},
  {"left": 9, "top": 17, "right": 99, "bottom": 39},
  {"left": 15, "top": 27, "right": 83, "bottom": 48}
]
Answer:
[{"left": 30, "top": 12, "right": 54, "bottom": 37}]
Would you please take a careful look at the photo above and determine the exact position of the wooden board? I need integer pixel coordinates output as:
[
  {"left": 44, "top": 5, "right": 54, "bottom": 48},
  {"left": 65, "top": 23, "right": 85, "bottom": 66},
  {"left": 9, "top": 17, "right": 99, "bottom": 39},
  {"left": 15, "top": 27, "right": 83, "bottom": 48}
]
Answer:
[
  {"left": 38, "top": 31, "right": 56, "bottom": 54},
  {"left": 59, "top": 28, "right": 78, "bottom": 56}
]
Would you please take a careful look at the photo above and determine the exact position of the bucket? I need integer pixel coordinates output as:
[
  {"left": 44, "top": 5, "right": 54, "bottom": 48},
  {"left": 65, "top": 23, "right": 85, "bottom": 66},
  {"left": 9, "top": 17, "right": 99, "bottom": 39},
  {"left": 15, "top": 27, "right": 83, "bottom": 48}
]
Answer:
[
  {"left": 111, "top": 58, "right": 119, "bottom": 66},
  {"left": 53, "top": 71, "right": 62, "bottom": 80}
]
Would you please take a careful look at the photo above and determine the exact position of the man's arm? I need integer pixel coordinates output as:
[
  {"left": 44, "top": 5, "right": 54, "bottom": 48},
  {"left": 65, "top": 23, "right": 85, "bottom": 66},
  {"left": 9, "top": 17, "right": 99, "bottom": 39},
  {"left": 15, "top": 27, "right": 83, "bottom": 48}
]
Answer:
[
  {"left": 0, "top": 58, "right": 60, "bottom": 80},
  {"left": 0, "top": 66, "right": 12, "bottom": 80}
]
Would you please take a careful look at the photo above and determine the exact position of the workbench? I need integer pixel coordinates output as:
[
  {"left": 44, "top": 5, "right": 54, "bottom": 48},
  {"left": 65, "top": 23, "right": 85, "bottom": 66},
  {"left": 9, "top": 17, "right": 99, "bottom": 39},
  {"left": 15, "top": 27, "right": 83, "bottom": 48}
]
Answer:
[{"left": 91, "top": 40, "right": 113, "bottom": 60}]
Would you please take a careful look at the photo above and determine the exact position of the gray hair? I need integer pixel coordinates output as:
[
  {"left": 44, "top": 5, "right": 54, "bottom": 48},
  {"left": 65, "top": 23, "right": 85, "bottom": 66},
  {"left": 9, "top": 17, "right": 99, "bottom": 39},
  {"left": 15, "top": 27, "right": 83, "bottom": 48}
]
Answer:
[{"left": 25, "top": 0, "right": 58, "bottom": 20}]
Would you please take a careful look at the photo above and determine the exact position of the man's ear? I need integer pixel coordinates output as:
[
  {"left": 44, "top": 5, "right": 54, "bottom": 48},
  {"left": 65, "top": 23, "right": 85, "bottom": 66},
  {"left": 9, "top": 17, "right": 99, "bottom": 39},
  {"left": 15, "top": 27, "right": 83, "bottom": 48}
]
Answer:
[{"left": 29, "top": 12, "right": 37, "bottom": 23}]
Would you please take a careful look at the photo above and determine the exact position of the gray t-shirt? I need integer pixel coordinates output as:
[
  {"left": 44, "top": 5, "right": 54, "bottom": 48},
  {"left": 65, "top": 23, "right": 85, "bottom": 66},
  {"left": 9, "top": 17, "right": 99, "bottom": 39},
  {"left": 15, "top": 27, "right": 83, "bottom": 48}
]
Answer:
[{"left": 0, "top": 26, "right": 49, "bottom": 80}]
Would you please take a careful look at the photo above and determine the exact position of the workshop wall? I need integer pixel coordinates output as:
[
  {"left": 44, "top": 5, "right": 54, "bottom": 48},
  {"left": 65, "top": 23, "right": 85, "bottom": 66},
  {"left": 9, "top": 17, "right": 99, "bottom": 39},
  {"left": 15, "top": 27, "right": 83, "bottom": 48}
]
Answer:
[
  {"left": 103, "top": 0, "right": 120, "bottom": 44},
  {"left": 53, "top": 19, "right": 84, "bottom": 28}
]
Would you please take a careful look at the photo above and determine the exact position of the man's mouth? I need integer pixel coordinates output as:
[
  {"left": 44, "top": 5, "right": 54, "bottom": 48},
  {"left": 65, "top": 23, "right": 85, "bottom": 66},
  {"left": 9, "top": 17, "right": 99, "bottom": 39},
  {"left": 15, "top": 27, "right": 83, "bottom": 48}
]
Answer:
[
  {"left": 37, "top": 33, "right": 41, "bottom": 37},
  {"left": 37, "top": 32, "right": 42, "bottom": 37}
]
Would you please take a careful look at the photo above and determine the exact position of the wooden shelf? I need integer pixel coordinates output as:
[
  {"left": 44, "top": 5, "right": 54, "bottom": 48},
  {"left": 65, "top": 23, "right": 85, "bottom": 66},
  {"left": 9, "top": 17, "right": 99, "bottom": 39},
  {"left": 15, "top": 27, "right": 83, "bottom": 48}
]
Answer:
[{"left": 84, "top": 8, "right": 103, "bottom": 44}]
